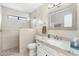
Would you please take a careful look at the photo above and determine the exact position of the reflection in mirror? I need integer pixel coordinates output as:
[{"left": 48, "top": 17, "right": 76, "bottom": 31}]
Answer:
[
  {"left": 48, "top": 3, "right": 77, "bottom": 30},
  {"left": 64, "top": 13, "right": 72, "bottom": 27}
]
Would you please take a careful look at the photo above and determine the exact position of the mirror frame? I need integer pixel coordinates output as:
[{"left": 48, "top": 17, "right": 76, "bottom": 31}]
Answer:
[{"left": 48, "top": 3, "right": 77, "bottom": 30}]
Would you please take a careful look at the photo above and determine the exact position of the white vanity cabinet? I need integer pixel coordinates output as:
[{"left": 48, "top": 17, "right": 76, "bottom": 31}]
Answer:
[
  {"left": 36, "top": 40, "right": 62, "bottom": 56},
  {"left": 35, "top": 35, "right": 78, "bottom": 56}
]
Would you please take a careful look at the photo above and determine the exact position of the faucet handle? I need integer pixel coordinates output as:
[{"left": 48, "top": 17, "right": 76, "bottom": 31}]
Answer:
[
  {"left": 48, "top": 34, "right": 50, "bottom": 38},
  {"left": 59, "top": 37, "right": 62, "bottom": 40},
  {"left": 54, "top": 35, "right": 58, "bottom": 39}
]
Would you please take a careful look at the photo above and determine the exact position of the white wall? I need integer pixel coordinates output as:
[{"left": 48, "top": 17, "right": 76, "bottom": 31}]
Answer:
[
  {"left": 0, "top": 6, "right": 2, "bottom": 30},
  {"left": 31, "top": 4, "right": 48, "bottom": 35},
  {"left": 31, "top": 4, "right": 79, "bottom": 40},
  {"left": 1, "top": 6, "right": 30, "bottom": 31},
  {"left": 19, "top": 28, "right": 36, "bottom": 55},
  {"left": 0, "top": 6, "right": 2, "bottom": 52},
  {"left": 1, "top": 6, "right": 30, "bottom": 50}
]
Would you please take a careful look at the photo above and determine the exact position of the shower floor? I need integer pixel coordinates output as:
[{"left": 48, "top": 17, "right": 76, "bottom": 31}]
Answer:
[{"left": 0, "top": 48, "right": 20, "bottom": 56}]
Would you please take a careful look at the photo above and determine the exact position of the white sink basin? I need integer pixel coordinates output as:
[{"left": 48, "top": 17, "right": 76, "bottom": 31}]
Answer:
[
  {"left": 61, "top": 40, "right": 70, "bottom": 50},
  {"left": 46, "top": 38, "right": 70, "bottom": 50},
  {"left": 46, "top": 39, "right": 63, "bottom": 48}
]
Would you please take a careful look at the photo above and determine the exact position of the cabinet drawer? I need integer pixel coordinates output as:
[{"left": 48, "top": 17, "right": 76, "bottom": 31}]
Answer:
[
  {"left": 36, "top": 41, "right": 58, "bottom": 56},
  {"left": 42, "top": 43, "right": 58, "bottom": 55},
  {"left": 37, "top": 42, "right": 52, "bottom": 56},
  {"left": 42, "top": 44, "right": 65, "bottom": 56},
  {"left": 37, "top": 46, "right": 52, "bottom": 56},
  {"left": 36, "top": 40, "right": 65, "bottom": 56}
]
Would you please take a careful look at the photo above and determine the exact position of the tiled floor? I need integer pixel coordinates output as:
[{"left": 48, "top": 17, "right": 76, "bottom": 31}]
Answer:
[{"left": 0, "top": 48, "right": 20, "bottom": 56}]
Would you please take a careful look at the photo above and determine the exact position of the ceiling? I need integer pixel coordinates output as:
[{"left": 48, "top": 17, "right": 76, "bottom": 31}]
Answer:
[{"left": 1, "top": 3, "right": 43, "bottom": 13}]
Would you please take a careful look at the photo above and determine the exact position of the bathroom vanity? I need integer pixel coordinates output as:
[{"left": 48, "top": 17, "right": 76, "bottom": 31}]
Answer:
[{"left": 35, "top": 35, "right": 79, "bottom": 56}]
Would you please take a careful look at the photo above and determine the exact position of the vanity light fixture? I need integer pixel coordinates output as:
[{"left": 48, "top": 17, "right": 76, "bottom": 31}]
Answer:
[{"left": 48, "top": 3, "right": 62, "bottom": 9}]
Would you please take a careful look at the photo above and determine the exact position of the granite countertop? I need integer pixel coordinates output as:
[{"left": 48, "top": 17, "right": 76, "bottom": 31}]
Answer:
[{"left": 35, "top": 35, "right": 79, "bottom": 56}]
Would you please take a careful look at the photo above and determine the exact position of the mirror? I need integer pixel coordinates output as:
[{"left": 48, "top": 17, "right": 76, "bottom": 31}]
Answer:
[{"left": 48, "top": 3, "right": 77, "bottom": 30}]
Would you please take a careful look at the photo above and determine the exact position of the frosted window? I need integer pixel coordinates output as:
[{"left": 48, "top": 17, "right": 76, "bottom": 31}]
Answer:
[
  {"left": 64, "top": 13, "right": 72, "bottom": 27},
  {"left": 8, "top": 15, "right": 29, "bottom": 21},
  {"left": 8, "top": 16, "right": 17, "bottom": 20},
  {"left": 19, "top": 17, "right": 26, "bottom": 20}
]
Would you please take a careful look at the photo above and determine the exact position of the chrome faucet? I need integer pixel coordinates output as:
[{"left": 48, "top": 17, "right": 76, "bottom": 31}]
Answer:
[
  {"left": 48, "top": 34, "right": 62, "bottom": 40},
  {"left": 48, "top": 34, "right": 51, "bottom": 38},
  {"left": 54, "top": 35, "right": 62, "bottom": 40},
  {"left": 54, "top": 35, "right": 59, "bottom": 40}
]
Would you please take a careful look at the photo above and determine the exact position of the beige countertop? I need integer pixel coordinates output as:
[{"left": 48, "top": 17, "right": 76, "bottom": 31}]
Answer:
[{"left": 35, "top": 35, "right": 79, "bottom": 56}]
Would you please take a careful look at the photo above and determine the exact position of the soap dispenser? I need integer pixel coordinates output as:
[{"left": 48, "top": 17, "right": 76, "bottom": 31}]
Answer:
[{"left": 42, "top": 26, "right": 47, "bottom": 34}]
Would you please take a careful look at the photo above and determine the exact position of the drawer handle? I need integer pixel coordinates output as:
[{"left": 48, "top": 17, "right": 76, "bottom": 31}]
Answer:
[
  {"left": 38, "top": 44, "right": 40, "bottom": 46},
  {"left": 46, "top": 54, "right": 48, "bottom": 56}
]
